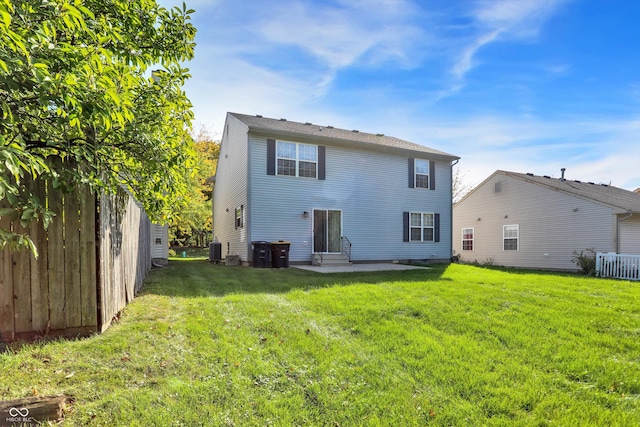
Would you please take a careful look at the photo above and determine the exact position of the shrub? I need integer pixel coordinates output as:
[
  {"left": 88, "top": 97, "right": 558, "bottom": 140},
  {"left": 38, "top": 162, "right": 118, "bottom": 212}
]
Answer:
[{"left": 572, "top": 248, "right": 597, "bottom": 275}]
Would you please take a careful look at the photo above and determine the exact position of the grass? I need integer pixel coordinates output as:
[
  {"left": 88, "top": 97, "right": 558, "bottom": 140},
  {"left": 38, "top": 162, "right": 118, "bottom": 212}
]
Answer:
[{"left": 1, "top": 262, "right": 639, "bottom": 426}]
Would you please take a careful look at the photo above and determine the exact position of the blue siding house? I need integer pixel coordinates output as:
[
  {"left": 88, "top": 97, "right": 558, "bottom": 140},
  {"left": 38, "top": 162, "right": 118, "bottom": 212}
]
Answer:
[{"left": 212, "top": 112, "right": 460, "bottom": 266}]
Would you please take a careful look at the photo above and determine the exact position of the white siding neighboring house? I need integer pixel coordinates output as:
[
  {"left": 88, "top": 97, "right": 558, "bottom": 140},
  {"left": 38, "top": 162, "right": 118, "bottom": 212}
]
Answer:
[
  {"left": 212, "top": 112, "right": 460, "bottom": 265},
  {"left": 151, "top": 223, "right": 169, "bottom": 265},
  {"left": 453, "top": 170, "right": 640, "bottom": 271}
]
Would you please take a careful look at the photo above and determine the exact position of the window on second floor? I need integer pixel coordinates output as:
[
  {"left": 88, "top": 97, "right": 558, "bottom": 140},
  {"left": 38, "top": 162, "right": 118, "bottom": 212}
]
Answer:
[
  {"left": 276, "top": 141, "right": 317, "bottom": 178},
  {"left": 414, "top": 159, "right": 430, "bottom": 189},
  {"left": 408, "top": 158, "right": 435, "bottom": 190}
]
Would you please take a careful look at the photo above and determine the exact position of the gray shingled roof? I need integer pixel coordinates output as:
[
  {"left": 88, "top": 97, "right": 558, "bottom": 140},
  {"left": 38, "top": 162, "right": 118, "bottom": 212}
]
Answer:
[
  {"left": 229, "top": 112, "right": 459, "bottom": 160},
  {"left": 503, "top": 170, "right": 640, "bottom": 213}
]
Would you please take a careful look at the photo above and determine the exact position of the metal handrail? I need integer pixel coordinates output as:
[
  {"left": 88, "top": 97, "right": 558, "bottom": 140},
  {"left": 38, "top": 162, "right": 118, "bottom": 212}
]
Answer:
[{"left": 341, "top": 236, "right": 352, "bottom": 262}]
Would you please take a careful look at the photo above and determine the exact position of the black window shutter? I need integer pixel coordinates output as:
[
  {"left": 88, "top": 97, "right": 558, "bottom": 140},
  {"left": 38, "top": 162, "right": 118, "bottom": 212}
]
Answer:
[
  {"left": 429, "top": 160, "right": 436, "bottom": 190},
  {"left": 403, "top": 211, "right": 410, "bottom": 242},
  {"left": 267, "top": 139, "right": 276, "bottom": 175},
  {"left": 318, "top": 146, "right": 326, "bottom": 180},
  {"left": 408, "top": 158, "right": 414, "bottom": 188},
  {"left": 434, "top": 213, "right": 440, "bottom": 242}
]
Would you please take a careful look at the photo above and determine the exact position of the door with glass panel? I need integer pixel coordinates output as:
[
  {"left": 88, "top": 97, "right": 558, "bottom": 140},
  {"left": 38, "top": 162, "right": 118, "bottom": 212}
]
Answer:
[{"left": 313, "top": 210, "right": 342, "bottom": 253}]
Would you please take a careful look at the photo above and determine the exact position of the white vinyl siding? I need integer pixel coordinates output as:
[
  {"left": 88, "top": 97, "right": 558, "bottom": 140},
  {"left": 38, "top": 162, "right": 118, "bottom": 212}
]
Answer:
[
  {"left": 619, "top": 216, "right": 640, "bottom": 254},
  {"left": 250, "top": 137, "right": 453, "bottom": 262},
  {"left": 151, "top": 223, "right": 168, "bottom": 260},
  {"left": 453, "top": 171, "right": 617, "bottom": 270},
  {"left": 212, "top": 114, "right": 250, "bottom": 261}
]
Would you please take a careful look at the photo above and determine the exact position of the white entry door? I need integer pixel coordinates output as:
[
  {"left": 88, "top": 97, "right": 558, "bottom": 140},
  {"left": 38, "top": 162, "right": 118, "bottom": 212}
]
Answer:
[{"left": 313, "top": 209, "right": 342, "bottom": 253}]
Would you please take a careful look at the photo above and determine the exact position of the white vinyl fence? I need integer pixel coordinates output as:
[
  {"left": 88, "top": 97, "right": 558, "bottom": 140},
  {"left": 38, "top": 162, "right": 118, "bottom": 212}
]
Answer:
[{"left": 595, "top": 252, "right": 640, "bottom": 281}]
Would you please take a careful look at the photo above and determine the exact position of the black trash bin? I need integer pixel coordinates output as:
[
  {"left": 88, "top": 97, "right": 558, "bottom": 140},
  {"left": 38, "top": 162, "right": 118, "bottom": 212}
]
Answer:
[
  {"left": 252, "top": 241, "right": 272, "bottom": 268},
  {"left": 271, "top": 241, "right": 291, "bottom": 268},
  {"left": 209, "top": 242, "right": 222, "bottom": 263}
]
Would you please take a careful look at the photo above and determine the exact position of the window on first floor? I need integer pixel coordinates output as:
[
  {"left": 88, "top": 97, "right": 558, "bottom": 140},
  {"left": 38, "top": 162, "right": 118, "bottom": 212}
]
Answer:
[
  {"left": 235, "top": 205, "right": 244, "bottom": 229},
  {"left": 403, "top": 211, "right": 440, "bottom": 243},
  {"left": 462, "top": 228, "right": 474, "bottom": 250},
  {"left": 410, "top": 212, "right": 434, "bottom": 242},
  {"left": 503, "top": 224, "right": 519, "bottom": 250}
]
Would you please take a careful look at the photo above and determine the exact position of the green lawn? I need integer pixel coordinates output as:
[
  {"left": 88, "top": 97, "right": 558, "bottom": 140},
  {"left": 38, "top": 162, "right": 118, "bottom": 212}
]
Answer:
[{"left": 1, "top": 262, "right": 639, "bottom": 426}]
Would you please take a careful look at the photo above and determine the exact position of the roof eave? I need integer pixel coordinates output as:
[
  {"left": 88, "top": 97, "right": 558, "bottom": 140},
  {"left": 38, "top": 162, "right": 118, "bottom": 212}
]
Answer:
[{"left": 247, "top": 126, "right": 460, "bottom": 162}]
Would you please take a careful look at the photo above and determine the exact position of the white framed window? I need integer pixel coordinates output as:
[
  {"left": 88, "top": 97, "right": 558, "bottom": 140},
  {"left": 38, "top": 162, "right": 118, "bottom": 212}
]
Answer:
[
  {"left": 235, "top": 206, "right": 244, "bottom": 229},
  {"left": 503, "top": 224, "right": 519, "bottom": 251},
  {"left": 415, "top": 159, "right": 430, "bottom": 189},
  {"left": 462, "top": 228, "right": 474, "bottom": 251},
  {"left": 276, "top": 141, "right": 317, "bottom": 178},
  {"left": 410, "top": 212, "right": 434, "bottom": 242}
]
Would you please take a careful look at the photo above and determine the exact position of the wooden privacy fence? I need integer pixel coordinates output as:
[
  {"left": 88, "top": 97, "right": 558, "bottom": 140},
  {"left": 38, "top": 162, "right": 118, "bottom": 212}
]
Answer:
[
  {"left": 595, "top": 252, "right": 640, "bottom": 281},
  {"left": 0, "top": 178, "right": 152, "bottom": 343}
]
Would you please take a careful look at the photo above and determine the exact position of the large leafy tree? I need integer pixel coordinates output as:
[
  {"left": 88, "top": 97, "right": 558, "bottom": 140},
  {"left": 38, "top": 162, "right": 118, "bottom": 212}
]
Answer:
[
  {"left": 0, "top": 0, "right": 197, "bottom": 254},
  {"left": 170, "top": 126, "right": 219, "bottom": 248}
]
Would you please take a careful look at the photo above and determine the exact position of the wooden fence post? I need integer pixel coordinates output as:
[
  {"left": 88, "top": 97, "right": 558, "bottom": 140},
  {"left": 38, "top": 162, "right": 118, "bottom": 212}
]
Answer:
[{"left": 0, "top": 197, "right": 15, "bottom": 341}]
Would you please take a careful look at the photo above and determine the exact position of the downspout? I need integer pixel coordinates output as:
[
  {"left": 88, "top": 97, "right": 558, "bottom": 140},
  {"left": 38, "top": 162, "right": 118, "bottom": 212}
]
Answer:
[
  {"left": 616, "top": 210, "right": 633, "bottom": 253},
  {"left": 450, "top": 159, "right": 459, "bottom": 261}
]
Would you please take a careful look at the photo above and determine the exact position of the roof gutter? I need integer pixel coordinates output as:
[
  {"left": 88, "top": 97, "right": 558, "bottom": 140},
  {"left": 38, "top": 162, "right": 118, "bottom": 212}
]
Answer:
[
  {"left": 248, "top": 128, "right": 460, "bottom": 162},
  {"left": 616, "top": 210, "right": 633, "bottom": 253}
]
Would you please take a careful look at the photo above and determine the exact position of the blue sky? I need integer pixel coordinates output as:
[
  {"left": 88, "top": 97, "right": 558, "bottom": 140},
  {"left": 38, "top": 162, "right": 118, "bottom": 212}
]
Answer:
[{"left": 158, "top": 0, "right": 640, "bottom": 191}]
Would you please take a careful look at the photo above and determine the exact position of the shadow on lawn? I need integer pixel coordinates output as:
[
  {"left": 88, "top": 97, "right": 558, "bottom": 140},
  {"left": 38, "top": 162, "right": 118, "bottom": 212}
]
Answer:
[{"left": 141, "top": 259, "right": 448, "bottom": 298}]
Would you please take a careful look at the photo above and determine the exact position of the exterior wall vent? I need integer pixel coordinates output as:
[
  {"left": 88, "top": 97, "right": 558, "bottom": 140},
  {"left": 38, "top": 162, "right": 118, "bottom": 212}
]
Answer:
[{"left": 494, "top": 182, "right": 502, "bottom": 193}]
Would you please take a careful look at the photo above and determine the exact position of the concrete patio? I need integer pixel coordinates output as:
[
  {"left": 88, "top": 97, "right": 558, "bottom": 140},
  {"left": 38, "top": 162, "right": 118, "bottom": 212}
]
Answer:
[{"left": 292, "top": 263, "right": 431, "bottom": 274}]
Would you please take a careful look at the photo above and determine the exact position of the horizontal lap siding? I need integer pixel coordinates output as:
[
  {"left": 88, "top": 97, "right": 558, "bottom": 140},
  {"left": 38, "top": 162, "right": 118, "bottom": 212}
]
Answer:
[
  {"left": 249, "top": 137, "right": 452, "bottom": 262},
  {"left": 453, "top": 174, "right": 614, "bottom": 270},
  {"left": 620, "top": 216, "right": 640, "bottom": 254},
  {"left": 213, "top": 116, "right": 250, "bottom": 261}
]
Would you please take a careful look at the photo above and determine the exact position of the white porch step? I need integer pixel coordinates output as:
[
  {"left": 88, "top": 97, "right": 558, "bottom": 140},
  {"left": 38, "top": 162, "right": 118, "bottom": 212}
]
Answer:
[{"left": 312, "top": 253, "right": 352, "bottom": 267}]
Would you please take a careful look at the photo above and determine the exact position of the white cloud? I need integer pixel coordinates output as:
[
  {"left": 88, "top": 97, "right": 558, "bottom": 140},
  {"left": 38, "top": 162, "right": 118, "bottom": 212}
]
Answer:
[
  {"left": 406, "top": 114, "right": 640, "bottom": 191},
  {"left": 450, "top": 0, "right": 572, "bottom": 85},
  {"left": 257, "top": 0, "right": 427, "bottom": 77}
]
